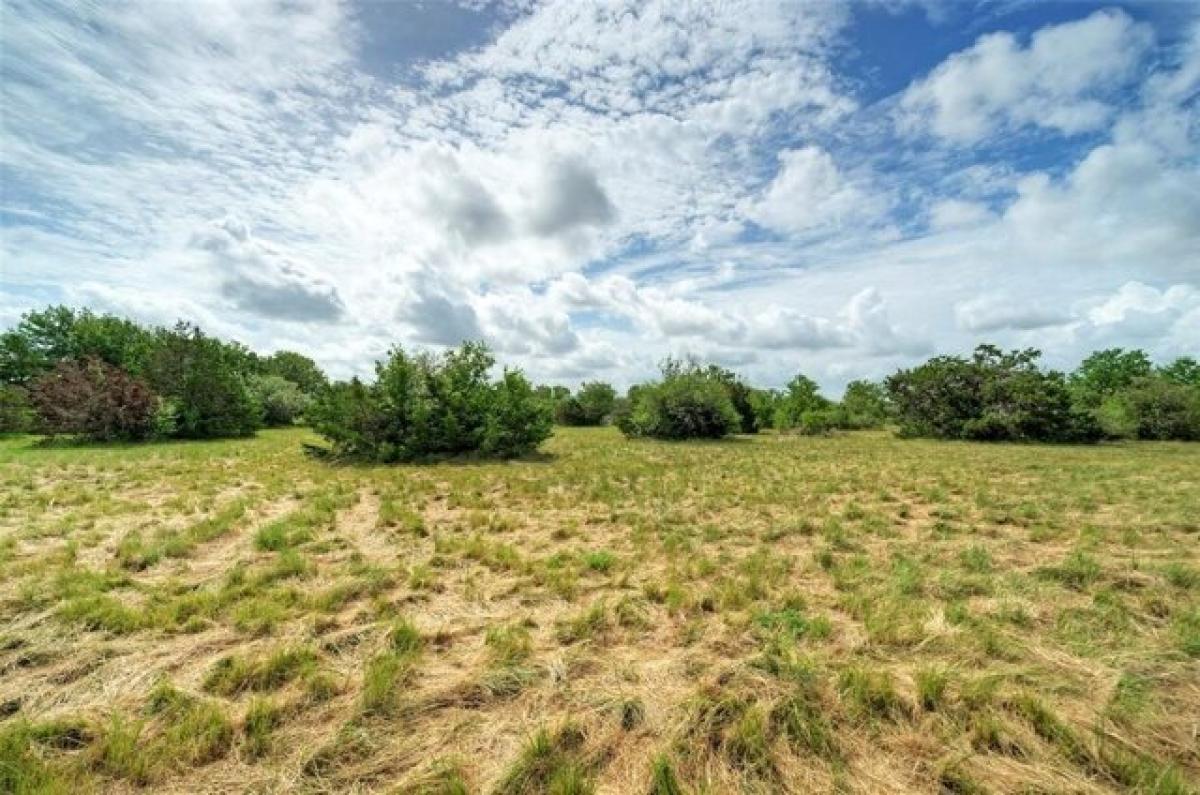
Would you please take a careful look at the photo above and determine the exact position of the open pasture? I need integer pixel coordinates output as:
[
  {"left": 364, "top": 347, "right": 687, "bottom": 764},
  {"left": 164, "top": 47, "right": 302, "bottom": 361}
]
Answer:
[{"left": 1, "top": 428, "right": 1197, "bottom": 793}]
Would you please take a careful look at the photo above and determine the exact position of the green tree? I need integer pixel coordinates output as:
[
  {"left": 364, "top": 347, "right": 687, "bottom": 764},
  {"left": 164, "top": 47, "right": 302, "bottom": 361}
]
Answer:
[
  {"left": 747, "top": 388, "right": 781, "bottom": 431},
  {"left": 249, "top": 374, "right": 311, "bottom": 426},
  {"left": 309, "top": 342, "right": 551, "bottom": 462},
  {"left": 0, "top": 306, "right": 79, "bottom": 383},
  {"left": 146, "top": 324, "right": 261, "bottom": 439},
  {"left": 1070, "top": 348, "right": 1153, "bottom": 408},
  {"left": 774, "top": 373, "right": 830, "bottom": 430},
  {"left": 0, "top": 306, "right": 154, "bottom": 384},
  {"left": 840, "top": 380, "right": 889, "bottom": 428},
  {"left": 555, "top": 381, "right": 617, "bottom": 426},
  {"left": 261, "top": 351, "right": 328, "bottom": 395},
  {"left": 1158, "top": 356, "right": 1200, "bottom": 388}
]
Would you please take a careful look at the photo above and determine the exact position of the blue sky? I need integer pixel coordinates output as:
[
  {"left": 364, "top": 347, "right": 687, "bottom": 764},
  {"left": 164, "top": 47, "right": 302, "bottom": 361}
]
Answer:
[{"left": 1, "top": 0, "right": 1197, "bottom": 392}]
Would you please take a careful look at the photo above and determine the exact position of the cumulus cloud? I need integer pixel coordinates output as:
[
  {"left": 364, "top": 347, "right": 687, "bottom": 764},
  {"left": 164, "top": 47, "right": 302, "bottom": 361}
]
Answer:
[
  {"left": 749, "top": 146, "right": 886, "bottom": 236},
  {"left": 1087, "top": 281, "right": 1199, "bottom": 333},
  {"left": 1002, "top": 141, "right": 1200, "bottom": 269},
  {"left": 528, "top": 159, "right": 615, "bottom": 236},
  {"left": 743, "top": 307, "right": 850, "bottom": 350},
  {"left": 899, "top": 9, "right": 1153, "bottom": 142},
  {"left": 191, "top": 220, "right": 345, "bottom": 323},
  {"left": 395, "top": 279, "right": 484, "bottom": 346},
  {"left": 3, "top": 1, "right": 1198, "bottom": 390},
  {"left": 478, "top": 291, "right": 580, "bottom": 356},
  {"left": 954, "top": 294, "right": 1072, "bottom": 333}
]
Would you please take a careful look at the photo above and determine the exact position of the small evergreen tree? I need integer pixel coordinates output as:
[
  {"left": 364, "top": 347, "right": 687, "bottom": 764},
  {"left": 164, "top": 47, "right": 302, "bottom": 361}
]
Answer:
[{"left": 309, "top": 342, "right": 551, "bottom": 462}]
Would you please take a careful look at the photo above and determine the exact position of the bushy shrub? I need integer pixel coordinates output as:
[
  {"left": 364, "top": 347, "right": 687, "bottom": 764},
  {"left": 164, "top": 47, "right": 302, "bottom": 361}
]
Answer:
[
  {"left": 554, "top": 381, "right": 616, "bottom": 426},
  {"left": 1118, "top": 377, "right": 1200, "bottom": 441},
  {"left": 774, "top": 374, "right": 831, "bottom": 430},
  {"left": 146, "top": 324, "right": 261, "bottom": 439},
  {"left": 28, "top": 358, "right": 157, "bottom": 441},
  {"left": 483, "top": 370, "right": 555, "bottom": 456},
  {"left": 618, "top": 359, "right": 740, "bottom": 440},
  {"left": 249, "top": 375, "right": 310, "bottom": 427},
  {"left": 887, "top": 345, "right": 1100, "bottom": 443},
  {"left": 748, "top": 388, "right": 781, "bottom": 431},
  {"left": 0, "top": 384, "right": 33, "bottom": 433},
  {"left": 309, "top": 342, "right": 551, "bottom": 462},
  {"left": 840, "top": 380, "right": 889, "bottom": 429},
  {"left": 1095, "top": 396, "right": 1138, "bottom": 440},
  {"left": 798, "top": 407, "right": 843, "bottom": 435},
  {"left": 704, "top": 366, "right": 759, "bottom": 433}
]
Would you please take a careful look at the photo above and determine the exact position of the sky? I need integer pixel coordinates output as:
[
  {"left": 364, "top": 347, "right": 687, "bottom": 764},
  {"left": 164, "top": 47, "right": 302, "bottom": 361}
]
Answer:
[{"left": 1, "top": 0, "right": 1198, "bottom": 393}]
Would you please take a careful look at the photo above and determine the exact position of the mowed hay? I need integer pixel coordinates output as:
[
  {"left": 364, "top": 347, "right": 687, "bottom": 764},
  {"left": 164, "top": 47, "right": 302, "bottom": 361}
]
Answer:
[{"left": 0, "top": 427, "right": 1197, "bottom": 793}]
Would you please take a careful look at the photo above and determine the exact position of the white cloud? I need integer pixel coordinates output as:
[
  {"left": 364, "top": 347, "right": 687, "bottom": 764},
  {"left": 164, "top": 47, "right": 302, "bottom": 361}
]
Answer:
[
  {"left": 899, "top": 9, "right": 1153, "bottom": 142},
  {"left": 928, "top": 199, "right": 995, "bottom": 231},
  {"left": 954, "top": 294, "right": 1072, "bottom": 333},
  {"left": 191, "top": 219, "right": 346, "bottom": 323},
  {"left": 2, "top": 1, "right": 1198, "bottom": 392},
  {"left": 749, "top": 146, "right": 886, "bottom": 236},
  {"left": 395, "top": 282, "right": 484, "bottom": 347},
  {"left": 1002, "top": 140, "right": 1200, "bottom": 268},
  {"left": 1088, "top": 281, "right": 1199, "bottom": 329}
]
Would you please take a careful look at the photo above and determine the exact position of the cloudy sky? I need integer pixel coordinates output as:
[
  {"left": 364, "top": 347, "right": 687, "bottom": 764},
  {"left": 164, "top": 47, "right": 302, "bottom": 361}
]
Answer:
[{"left": 1, "top": 0, "right": 1197, "bottom": 392}]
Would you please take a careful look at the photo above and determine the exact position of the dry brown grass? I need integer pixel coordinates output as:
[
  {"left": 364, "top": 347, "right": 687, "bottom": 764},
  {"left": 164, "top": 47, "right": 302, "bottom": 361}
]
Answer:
[{"left": 0, "top": 427, "right": 1197, "bottom": 794}]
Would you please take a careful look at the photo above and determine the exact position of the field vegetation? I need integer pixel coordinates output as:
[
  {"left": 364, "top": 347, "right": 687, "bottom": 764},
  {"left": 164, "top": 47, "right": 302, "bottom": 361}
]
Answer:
[
  {"left": 1, "top": 426, "right": 1197, "bottom": 793},
  {"left": 2, "top": 305, "right": 1198, "bottom": 792}
]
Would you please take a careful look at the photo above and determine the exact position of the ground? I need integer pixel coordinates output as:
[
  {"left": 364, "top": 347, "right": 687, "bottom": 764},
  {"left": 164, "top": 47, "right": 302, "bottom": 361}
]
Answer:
[{"left": 0, "top": 427, "right": 1197, "bottom": 794}]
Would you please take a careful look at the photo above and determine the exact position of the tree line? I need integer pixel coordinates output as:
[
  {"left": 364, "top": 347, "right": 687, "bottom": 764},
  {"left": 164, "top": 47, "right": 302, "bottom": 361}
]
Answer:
[
  {"left": 0, "top": 306, "right": 325, "bottom": 441},
  {"left": 1, "top": 306, "right": 1197, "bottom": 458}
]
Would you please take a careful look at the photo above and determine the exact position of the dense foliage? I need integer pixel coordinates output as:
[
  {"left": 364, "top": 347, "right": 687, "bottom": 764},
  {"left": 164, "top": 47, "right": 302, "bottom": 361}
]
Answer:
[
  {"left": 886, "top": 345, "right": 1100, "bottom": 443},
  {"left": 145, "top": 324, "right": 262, "bottom": 438},
  {"left": 249, "top": 374, "right": 311, "bottom": 427},
  {"left": 773, "top": 373, "right": 832, "bottom": 432},
  {"left": 0, "top": 385, "right": 33, "bottom": 434},
  {"left": 617, "top": 358, "right": 740, "bottom": 440},
  {"left": 839, "top": 380, "right": 891, "bottom": 429},
  {"left": 0, "top": 307, "right": 321, "bottom": 442},
  {"left": 3, "top": 305, "right": 1196, "bottom": 447},
  {"left": 28, "top": 358, "right": 159, "bottom": 441},
  {"left": 260, "top": 351, "right": 328, "bottom": 396},
  {"left": 554, "top": 381, "right": 617, "bottom": 426},
  {"left": 309, "top": 342, "right": 551, "bottom": 461},
  {"left": 1100, "top": 375, "right": 1200, "bottom": 441}
]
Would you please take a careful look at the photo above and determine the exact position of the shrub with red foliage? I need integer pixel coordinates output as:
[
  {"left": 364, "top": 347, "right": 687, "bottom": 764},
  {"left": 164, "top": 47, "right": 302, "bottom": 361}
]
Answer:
[{"left": 29, "top": 357, "right": 157, "bottom": 441}]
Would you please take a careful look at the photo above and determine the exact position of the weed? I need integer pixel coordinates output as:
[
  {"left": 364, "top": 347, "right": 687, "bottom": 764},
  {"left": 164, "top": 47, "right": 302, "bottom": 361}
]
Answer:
[
  {"left": 203, "top": 646, "right": 318, "bottom": 695},
  {"left": 915, "top": 666, "right": 951, "bottom": 711},
  {"left": 361, "top": 651, "right": 416, "bottom": 715},
  {"left": 495, "top": 723, "right": 593, "bottom": 795},
  {"left": 838, "top": 667, "right": 906, "bottom": 721},
  {"left": 486, "top": 623, "right": 533, "bottom": 666},
  {"left": 243, "top": 697, "right": 283, "bottom": 759}
]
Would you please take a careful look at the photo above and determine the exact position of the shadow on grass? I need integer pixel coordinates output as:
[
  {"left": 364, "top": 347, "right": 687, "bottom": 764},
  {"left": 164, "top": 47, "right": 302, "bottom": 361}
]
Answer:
[{"left": 302, "top": 442, "right": 559, "bottom": 468}]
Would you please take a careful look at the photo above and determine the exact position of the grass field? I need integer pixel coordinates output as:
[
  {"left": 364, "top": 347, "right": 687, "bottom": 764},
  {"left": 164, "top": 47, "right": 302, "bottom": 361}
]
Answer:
[{"left": 1, "top": 427, "right": 1198, "bottom": 794}]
